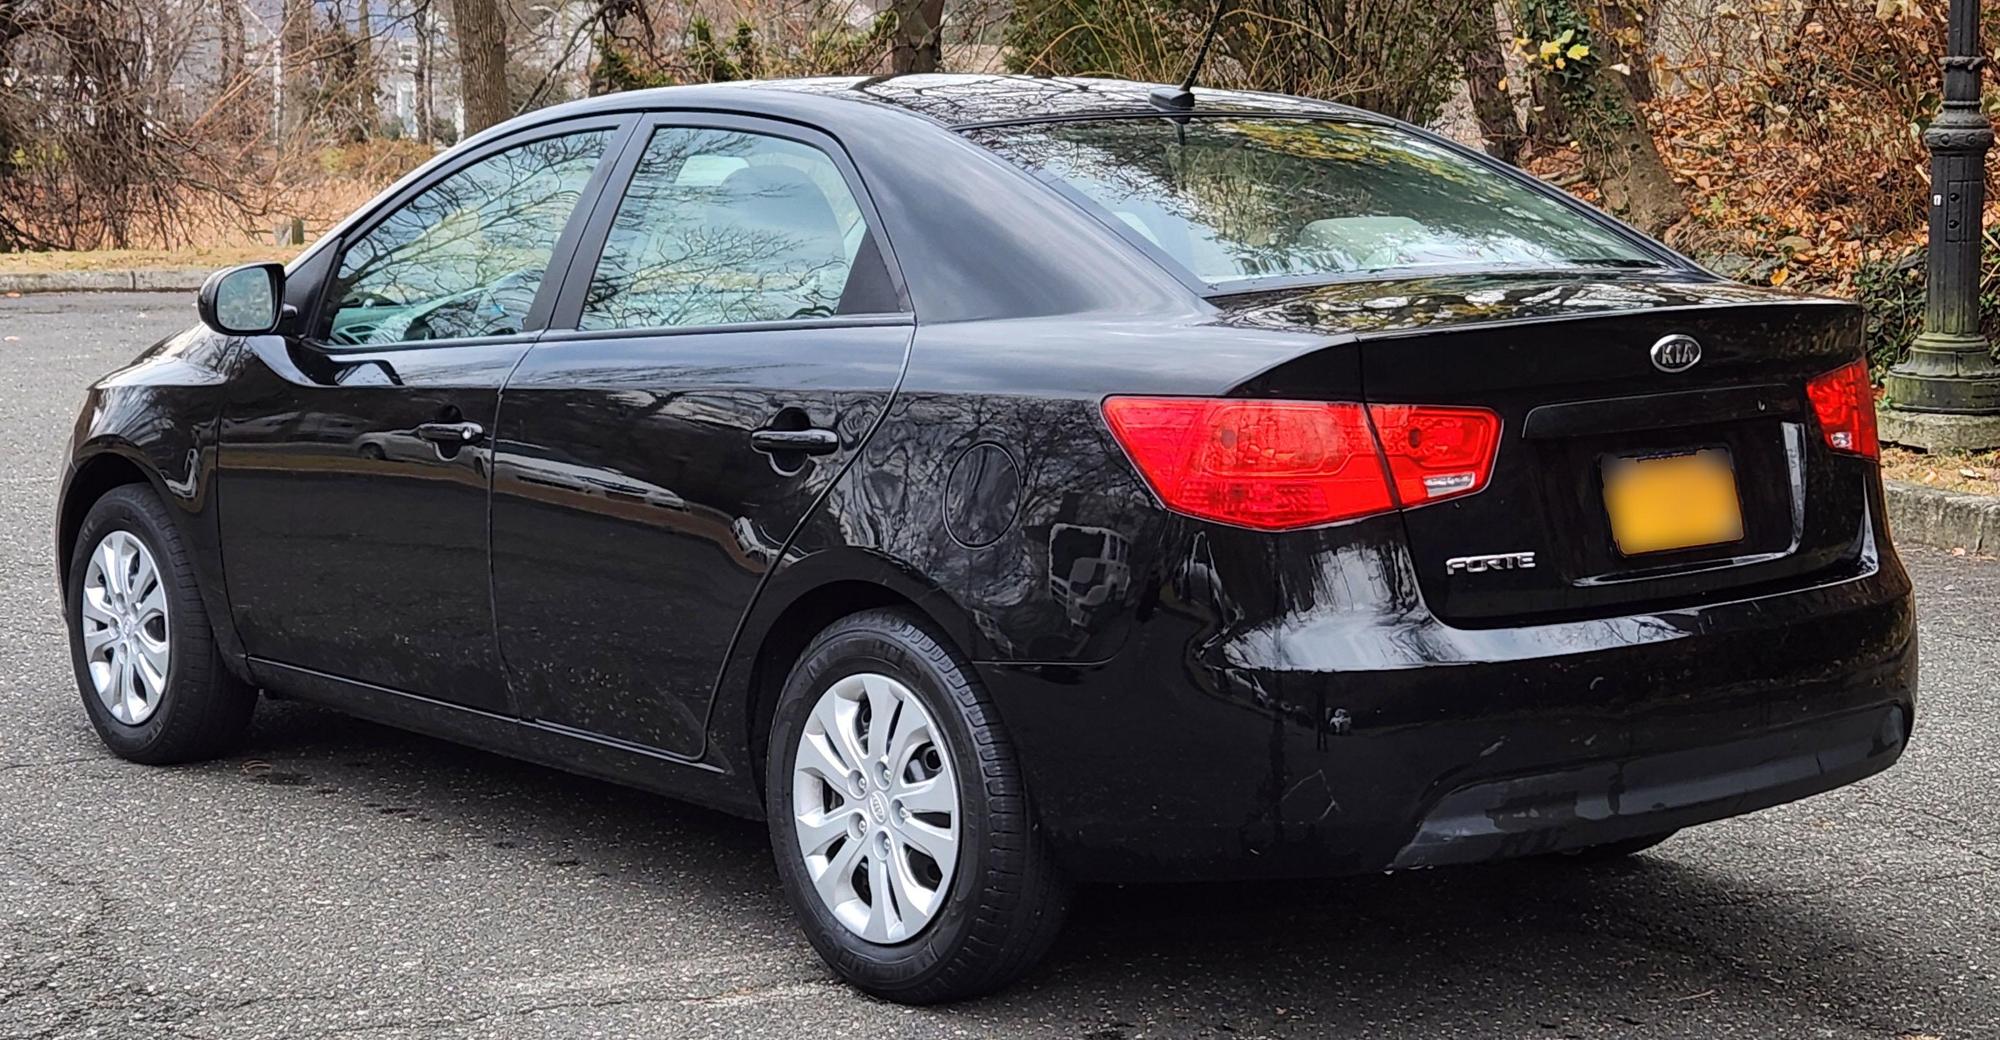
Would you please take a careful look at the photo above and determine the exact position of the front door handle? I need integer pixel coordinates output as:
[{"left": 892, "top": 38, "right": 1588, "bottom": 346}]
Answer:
[
  {"left": 415, "top": 420, "right": 486, "bottom": 446},
  {"left": 749, "top": 428, "right": 839, "bottom": 456}
]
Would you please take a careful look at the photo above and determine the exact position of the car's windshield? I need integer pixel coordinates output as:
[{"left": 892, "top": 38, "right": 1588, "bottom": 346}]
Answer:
[{"left": 964, "top": 117, "right": 1660, "bottom": 291}]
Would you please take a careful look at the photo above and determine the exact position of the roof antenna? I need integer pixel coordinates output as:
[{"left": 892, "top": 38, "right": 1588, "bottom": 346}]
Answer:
[{"left": 1150, "top": 1, "right": 1226, "bottom": 111}]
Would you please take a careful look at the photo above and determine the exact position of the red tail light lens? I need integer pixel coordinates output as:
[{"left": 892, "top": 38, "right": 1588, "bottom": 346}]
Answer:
[
  {"left": 1367, "top": 405, "right": 1502, "bottom": 506},
  {"left": 1101, "top": 398, "right": 1392, "bottom": 530},
  {"left": 1102, "top": 397, "right": 1502, "bottom": 531},
  {"left": 1805, "top": 359, "right": 1879, "bottom": 459}
]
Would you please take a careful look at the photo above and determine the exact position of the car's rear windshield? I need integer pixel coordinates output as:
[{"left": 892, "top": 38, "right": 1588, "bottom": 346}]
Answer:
[{"left": 963, "top": 117, "right": 1660, "bottom": 292}]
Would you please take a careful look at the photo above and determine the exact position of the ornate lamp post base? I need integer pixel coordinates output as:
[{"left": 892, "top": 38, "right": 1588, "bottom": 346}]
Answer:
[
  {"left": 1880, "top": 280, "right": 2000, "bottom": 454},
  {"left": 1879, "top": 406, "right": 2000, "bottom": 453},
  {"left": 1879, "top": 3, "right": 2000, "bottom": 453}
]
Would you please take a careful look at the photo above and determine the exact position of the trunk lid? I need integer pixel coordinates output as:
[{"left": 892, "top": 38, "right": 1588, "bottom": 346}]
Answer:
[{"left": 1216, "top": 273, "right": 1873, "bottom": 624}]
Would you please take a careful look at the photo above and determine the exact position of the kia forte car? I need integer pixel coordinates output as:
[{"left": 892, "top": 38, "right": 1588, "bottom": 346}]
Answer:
[{"left": 56, "top": 74, "right": 1915, "bottom": 1002}]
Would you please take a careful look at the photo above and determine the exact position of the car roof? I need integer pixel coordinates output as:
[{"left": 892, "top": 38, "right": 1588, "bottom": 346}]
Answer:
[
  {"left": 531, "top": 73, "right": 1381, "bottom": 130},
  {"left": 735, "top": 74, "right": 1381, "bottom": 127}
]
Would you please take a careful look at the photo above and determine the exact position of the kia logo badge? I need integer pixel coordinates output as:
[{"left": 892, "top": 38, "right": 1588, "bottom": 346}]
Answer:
[{"left": 1650, "top": 334, "right": 1702, "bottom": 373}]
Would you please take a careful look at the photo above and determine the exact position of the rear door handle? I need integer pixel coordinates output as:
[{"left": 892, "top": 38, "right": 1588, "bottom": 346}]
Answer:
[
  {"left": 415, "top": 421, "right": 486, "bottom": 446},
  {"left": 750, "top": 428, "right": 839, "bottom": 456}
]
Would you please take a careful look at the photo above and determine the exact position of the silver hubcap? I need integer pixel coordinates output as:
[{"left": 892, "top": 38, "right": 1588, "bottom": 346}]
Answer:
[
  {"left": 791, "top": 673, "right": 960, "bottom": 944},
  {"left": 78, "top": 530, "right": 170, "bottom": 726}
]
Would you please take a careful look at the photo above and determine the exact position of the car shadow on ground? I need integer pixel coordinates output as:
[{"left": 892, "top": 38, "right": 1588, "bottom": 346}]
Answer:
[{"left": 223, "top": 697, "right": 1941, "bottom": 1035}]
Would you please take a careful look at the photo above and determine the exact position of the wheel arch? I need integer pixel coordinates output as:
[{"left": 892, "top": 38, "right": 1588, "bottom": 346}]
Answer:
[
  {"left": 58, "top": 447, "right": 164, "bottom": 594},
  {"left": 712, "top": 552, "right": 984, "bottom": 807},
  {"left": 58, "top": 437, "right": 249, "bottom": 679}
]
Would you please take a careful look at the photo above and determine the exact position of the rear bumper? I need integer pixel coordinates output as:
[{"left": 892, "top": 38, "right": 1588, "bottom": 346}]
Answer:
[
  {"left": 980, "top": 540, "right": 1917, "bottom": 883},
  {"left": 1389, "top": 700, "right": 1907, "bottom": 869}
]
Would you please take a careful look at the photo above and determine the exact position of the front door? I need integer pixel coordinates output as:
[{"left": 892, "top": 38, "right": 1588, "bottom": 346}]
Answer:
[
  {"left": 490, "top": 116, "right": 912, "bottom": 757},
  {"left": 218, "top": 120, "right": 625, "bottom": 710}
]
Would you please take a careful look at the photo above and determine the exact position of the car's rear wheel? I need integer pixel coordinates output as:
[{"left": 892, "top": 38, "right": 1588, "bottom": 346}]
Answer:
[
  {"left": 66, "top": 485, "right": 256, "bottom": 764},
  {"left": 765, "top": 608, "right": 1068, "bottom": 1003}
]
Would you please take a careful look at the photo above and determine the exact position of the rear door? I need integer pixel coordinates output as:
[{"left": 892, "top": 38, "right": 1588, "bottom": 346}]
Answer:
[
  {"left": 1351, "top": 278, "right": 1869, "bottom": 624},
  {"left": 219, "top": 117, "right": 628, "bottom": 710},
  {"left": 489, "top": 113, "right": 912, "bottom": 758}
]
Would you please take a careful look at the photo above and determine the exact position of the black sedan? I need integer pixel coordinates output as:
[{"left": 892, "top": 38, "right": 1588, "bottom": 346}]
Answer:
[{"left": 55, "top": 74, "right": 1915, "bottom": 1003}]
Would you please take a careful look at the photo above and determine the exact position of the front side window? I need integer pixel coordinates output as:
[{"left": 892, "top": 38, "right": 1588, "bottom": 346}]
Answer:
[
  {"left": 964, "top": 118, "right": 1658, "bottom": 291},
  {"left": 327, "top": 130, "right": 611, "bottom": 346},
  {"left": 578, "top": 127, "right": 899, "bottom": 331}
]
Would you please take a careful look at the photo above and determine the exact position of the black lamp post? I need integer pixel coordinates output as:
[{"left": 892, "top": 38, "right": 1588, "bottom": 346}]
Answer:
[{"left": 1881, "top": 0, "right": 2000, "bottom": 451}]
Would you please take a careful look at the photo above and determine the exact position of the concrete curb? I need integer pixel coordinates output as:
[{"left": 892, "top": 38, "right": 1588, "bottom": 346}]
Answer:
[
  {"left": 1886, "top": 479, "right": 2000, "bottom": 553},
  {"left": 0, "top": 269, "right": 208, "bottom": 294}
]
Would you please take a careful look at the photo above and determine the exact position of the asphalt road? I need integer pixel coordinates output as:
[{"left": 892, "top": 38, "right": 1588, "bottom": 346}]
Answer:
[{"left": 2, "top": 292, "right": 1996, "bottom": 1039}]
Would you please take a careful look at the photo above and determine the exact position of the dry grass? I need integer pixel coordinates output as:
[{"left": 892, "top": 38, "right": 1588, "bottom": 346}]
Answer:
[
  {"left": 1, "top": 136, "right": 424, "bottom": 269},
  {"left": 1882, "top": 445, "right": 2000, "bottom": 497},
  {"left": 0, "top": 165, "right": 397, "bottom": 274},
  {"left": 0, "top": 244, "right": 302, "bottom": 275}
]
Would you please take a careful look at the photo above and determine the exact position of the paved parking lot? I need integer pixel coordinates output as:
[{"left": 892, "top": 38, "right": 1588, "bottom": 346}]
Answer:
[{"left": 2, "top": 292, "right": 1996, "bottom": 1039}]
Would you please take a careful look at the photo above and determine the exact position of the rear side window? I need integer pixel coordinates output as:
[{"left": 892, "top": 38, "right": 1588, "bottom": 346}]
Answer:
[
  {"left": 964, "top": 118, "right": 1656, "bottom": 291},
  {"left": 577, "top": 127, "right": 901, "bottom": 331}
]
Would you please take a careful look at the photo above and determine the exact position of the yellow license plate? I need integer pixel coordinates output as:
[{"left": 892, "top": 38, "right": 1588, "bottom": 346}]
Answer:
[{"left": 1601, "top": 449, "right": 1745, "bottom": 556}]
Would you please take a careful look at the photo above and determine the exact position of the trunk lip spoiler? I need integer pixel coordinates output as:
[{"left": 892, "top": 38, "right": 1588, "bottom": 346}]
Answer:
[{"left": 1345, "top": 295, "right": 1858, "bottom": 344}]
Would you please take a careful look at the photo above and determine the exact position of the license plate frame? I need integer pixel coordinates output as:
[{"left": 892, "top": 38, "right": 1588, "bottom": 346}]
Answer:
[{"left": 1600, "top": 447, "right": 1746, "bottom": 557}]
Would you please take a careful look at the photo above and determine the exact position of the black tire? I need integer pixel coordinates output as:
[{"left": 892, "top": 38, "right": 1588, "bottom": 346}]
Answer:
[
  {"left": 65, "top": 485, "right": 256, "bottom": 764},
  {"left": 765, "top": 608, "right": 1069, "bottom": 1003},
  {"left": 1557, "top": 830, "right": 1678, "bottom": 862}
]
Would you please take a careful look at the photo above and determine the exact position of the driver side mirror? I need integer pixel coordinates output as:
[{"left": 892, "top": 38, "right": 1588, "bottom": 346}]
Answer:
[{"left": 198, "top": 263, "right": 286, "bottom": 335}]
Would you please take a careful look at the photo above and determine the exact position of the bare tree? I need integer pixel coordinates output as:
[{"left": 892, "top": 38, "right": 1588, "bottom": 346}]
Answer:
[
  {"left": 354, "top": 0, "right": 376, "bottom": 136},
  {"left": 1462, "top": 3, "right": 1525, "bottom": 164},
  {"left": 1593, "top": 0, "right": 1656, "bottom": 102},
  {"left": 0, "top": 0, "right": 267, "bottom": 251},
  {"left": 451, "top": 0, "right": 509, "bottom": 134},
  {"left": 219, "top": 0, "right": 244, "bottom": 87},
  {"left": 890, "top": 0, "right": 945, "bottom": 73},
  {"left": 414, "top": 1, "right": 435, "bottom": 142},
  {"left": 280, "top": 0, "right": 315, "bottom": 137},
  {"left": 1008, "top": 0, "right": 1478, "bottom": 125},
  {"left": 1514, "top": 0, "right": 1681, "bottom": 235}
]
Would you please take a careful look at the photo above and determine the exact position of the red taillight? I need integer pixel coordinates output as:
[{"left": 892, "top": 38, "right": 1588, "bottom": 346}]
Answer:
[
  {"left": 1806, "top": 359, "right": 1879, "bottom": 460},
  {"left": 1102, "top": 397, "right": 1499, "bottom": 531},
  {"left": 1367, "top": 404, "right": 1502, "bottom": 506}
]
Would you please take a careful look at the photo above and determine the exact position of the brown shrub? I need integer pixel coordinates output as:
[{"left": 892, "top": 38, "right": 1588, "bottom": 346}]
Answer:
[{"left": 1646, "top": 1, "right": 1963, "bottom": 295}]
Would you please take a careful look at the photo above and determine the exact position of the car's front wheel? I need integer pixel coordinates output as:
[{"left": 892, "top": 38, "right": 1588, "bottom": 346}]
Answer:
[
  {"left": 66, "top": 485, "right": 256, "bottom": 764},
  {"left": 765, "top": 608, "right": 1068, "bottom": 1003}
]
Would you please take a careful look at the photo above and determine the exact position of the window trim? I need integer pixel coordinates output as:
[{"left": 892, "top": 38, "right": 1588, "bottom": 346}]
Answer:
[
  {"left": 304, "top": 113, "right": 641, "bottom": 354},
  {"left": 543, "top": 110, "right": 915, "bottom": 338},
  {"left": 958, "top": 112, "right": 1697, "bottom": 300},
  {"left": 535, "top": 312, "right": 914, "bottom": 349}
]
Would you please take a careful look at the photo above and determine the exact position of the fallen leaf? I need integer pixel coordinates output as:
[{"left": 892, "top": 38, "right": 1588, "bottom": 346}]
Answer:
[{"left": 1771, "top": 266, "right": 1790, "bottom": 286}]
